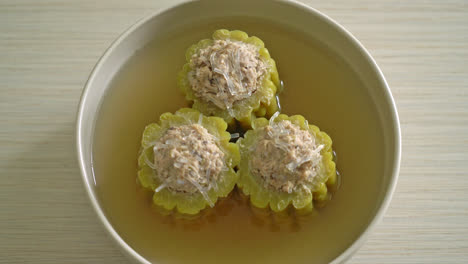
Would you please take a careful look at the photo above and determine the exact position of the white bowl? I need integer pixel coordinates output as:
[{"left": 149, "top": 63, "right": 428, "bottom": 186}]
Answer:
[{"left": 76, "top": 1, "right": 401, "bottom": 263}]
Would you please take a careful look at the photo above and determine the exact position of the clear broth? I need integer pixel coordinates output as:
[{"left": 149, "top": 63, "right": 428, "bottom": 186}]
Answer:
[{"left": 93, "top": 17, "right": 384, "bottom": 264}]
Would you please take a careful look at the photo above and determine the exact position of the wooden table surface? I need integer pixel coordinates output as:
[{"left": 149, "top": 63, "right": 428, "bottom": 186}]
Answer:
[{"left": 1, "top": 0, "right": 467, "bottom": 263}]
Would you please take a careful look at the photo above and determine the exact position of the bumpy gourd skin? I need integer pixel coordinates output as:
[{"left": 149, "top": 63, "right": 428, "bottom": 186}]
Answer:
[
  {"left": 137, "top": 108, "right": 240, "bottom": 215},
  {"left": 177, "top": 29, "right": 280, "bottom": 128},
  {"left": 236, "top": 114, "right": 336, "bottom": 214}
]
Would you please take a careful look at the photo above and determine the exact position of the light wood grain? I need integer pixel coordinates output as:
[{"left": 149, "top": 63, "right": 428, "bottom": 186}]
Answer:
[{"left": 0, "top": 0, "right": 467, "bottom": 263}]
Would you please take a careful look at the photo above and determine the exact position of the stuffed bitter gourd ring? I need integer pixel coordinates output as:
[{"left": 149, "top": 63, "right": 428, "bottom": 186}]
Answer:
[
  {"left": 137, "top": 108, "right": 240, "bottom": 215},
  {"left": 237, "top": 113, "right": 337, "bottom": 213},
  {"left": 178, "top": 29, "right": 280, "bottom": 128}
]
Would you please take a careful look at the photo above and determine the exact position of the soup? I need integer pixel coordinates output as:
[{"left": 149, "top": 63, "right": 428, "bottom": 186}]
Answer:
[{"left": 93, "top": 17, "right": 384, "bottom": 264}]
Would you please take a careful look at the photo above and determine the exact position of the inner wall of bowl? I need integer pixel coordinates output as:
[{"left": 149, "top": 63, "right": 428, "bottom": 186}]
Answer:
[{"left": 80, "top": 1, "right": 397, "bottom": 263}]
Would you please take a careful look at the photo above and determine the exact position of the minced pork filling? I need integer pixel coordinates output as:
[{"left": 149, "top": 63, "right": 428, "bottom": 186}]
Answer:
[
  {"left": 152, "top": 124, "right": 225, "bottom": 197},
  {"left": 250, "top": 120, "right": 324, "bottom": 194},
  {"left": 188, "top": 39, "right": 268, "bottom": 111}
]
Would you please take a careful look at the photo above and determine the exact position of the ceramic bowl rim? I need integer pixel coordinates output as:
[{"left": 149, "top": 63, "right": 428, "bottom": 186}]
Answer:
[{"left": 76, "top": 1, "right": 401, "bottom": 263}]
